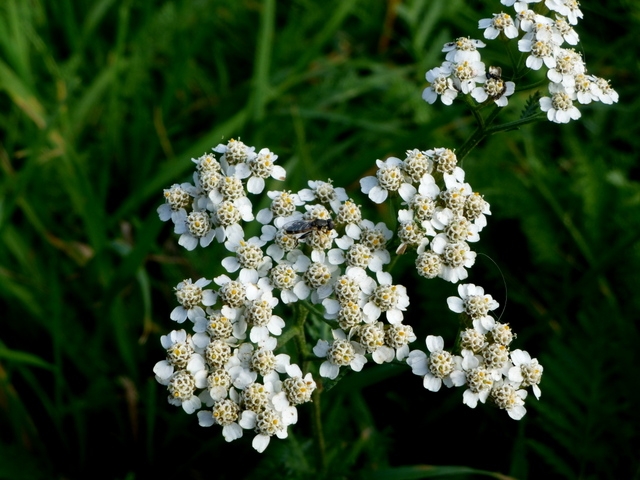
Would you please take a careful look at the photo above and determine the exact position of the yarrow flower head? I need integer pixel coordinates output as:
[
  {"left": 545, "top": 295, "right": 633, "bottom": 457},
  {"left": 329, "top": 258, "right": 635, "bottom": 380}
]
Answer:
[
  {"left": 404, "top": 283, "right": 543, "bottom": 419},
  {"left": 152, "top": 0, "right": 616, "bottom": 452},
  {"left": 471, "top": 66, "right": 516, "bottom": 107},
  {"left": 419, "top": 3, "right": 617, "bottom": 124},
  {"left": 443, "top": 37, "right": 486, "bottom": 63},
  {"left": 540, "top": 82, "right": 582, "bottom": 123},
  {"left": 313, "top": 329, "right": 367, "bottom": 380},
  {"left": 170, "top": 278, "right": 217, "bottom": 323},
  {"left": 423, "top": 66, "right": 459, "bottom": 105},
  {"left": 479, "top": 12, "right": 519, "bottom": 39},
  {"left": 360, "top": 157, "right": 416, "bottom": 204},
  {"left": 407, "top": 335, "right": 465, "bottom": 392}
]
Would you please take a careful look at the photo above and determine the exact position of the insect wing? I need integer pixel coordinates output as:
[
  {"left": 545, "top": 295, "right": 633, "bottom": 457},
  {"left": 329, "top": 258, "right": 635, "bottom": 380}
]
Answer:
[{"left": 283, "top": 220, "right": 313, "bottom": 235}]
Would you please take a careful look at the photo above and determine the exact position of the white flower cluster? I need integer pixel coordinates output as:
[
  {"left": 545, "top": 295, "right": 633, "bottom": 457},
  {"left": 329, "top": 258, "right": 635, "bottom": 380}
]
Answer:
[
  {"left": 150, "top": 0, "right": 623, "bottom": 450},
  {"left": 153, "top": 275, "right": 314, "bottom": 453},
  {"left": 407, "top": 283, "right": 543, "bottom": 420},
  {"left": 155, "top": 139, "right": 425, "bottom": 452},
  {"left": 155, "top": 129, "right": 547, "bottom": 454},
  {"left": 157, "top": 139, "right": 286, "bottom": 251},
  {"left": 360, "top": 148, "right": 491, "bottom": 283},
  {"left": 423, "top": 0, "right": 618, "bottom": 123}
]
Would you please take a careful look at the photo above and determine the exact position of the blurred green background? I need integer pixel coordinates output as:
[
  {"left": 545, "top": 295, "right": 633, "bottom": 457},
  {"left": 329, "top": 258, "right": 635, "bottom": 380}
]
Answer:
[{"left": 1, "top": 0, "right": 639, "bottom": 479}]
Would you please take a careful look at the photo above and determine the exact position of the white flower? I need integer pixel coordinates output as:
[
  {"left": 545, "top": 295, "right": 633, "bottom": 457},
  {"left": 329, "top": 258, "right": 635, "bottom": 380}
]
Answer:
[
  {"left": 362, "top": 271, "right": 410, "bottom": 324},
  {"left": 256, "top": 190, "right": 305, "bottom": 226},
  {"left": 540, "top": 82, "right": 581, "bottom": 123},
  {"left": 298, "top": 179, "right": 348, "bottom": 213},
  {"left": 166, "top": 369, "right": 207, "bottom": 414},
  {"left": 526, "top": 14, "right": 563, "bottom": 45},
  {"left": 491, "top": 381, "right": 528, "bottom": 420},
  {"left": 173, "top": 209, "right": 216, "bottom": 251},
  {"left": 545, "top": 0, "right": 582, "bottom": 25},
  {"left": 573, "top": 73, "right": 599, "bottom": 104},
  {"left": 422, "top": 66, "right": 459, "bottom": 105},
  {"left": 170, "top": 278, "right": 217, "bottom": 323},
  {"left": 197, "top": 388, "right": 244, "bottom": 442},
  {"left": 313, "top": 329, "right": 367, "bottom": 379},
  {"left": 222, "top": 236, "right": 272, "bottom": 283},
  {"left": 212, "top": 138, "right": 257, "bottom": 170},
  {"left": 153, "top": 329, "right": 206, "bottom": 384},
  {"left": 158, "top": 183, "right": 195, "bottom": 223},
  {"left": 518, "top": 37, "right": 558, "bottom": 70},
  {"left": 553, "top": 15, "right": 579, "bottom": 45},
  {"left": 479, "top": 13, "right": 519, "bottom": 39},
  {"left": 321, "top": 266, "right": 375, "bottom": 320},
  {"left": 245, "top": 290, "right": 286, "bottom": 344},
  {"left": 212, "top": 197, "right": 253, "bottom": 243},
  {"left": 516, "top": 9, "right": 538, "bottom": 33},
  {"left": 239, "top": 407, "right": 292, "bottom": 453},
  {"left": 329, "top": 235, "right": 390, "bottom": 273},
  {"left": 214, "top": 273, "right": 262, "bottom": 306},
  {"left": 471, "top": 68, "right": 516, "bottom": 107},
  {"left": 300, "top": 250, "right": 341, "bottom": 304},
  {"left": 460, "top": 350, "right": 500, "bottom": 408},
  {"left": 406, "top": 335, "right": 465, "bottom": 392},
  {"left": 266, "top": 251, "right": 312, "bottom": 304},
  {"left": 508, "top": 349, "right": 543, "bottom": 399},
  {"left": 501, "top": 0, "right": 542, "bottom": 9},
  {"left": 360, "top": 157, "right": 415, "bottom": 204},
  {"left": 192, "top": 304, "right": 246, "bottom": 344},
  {"left": 547, "top": 48, "right": 585, "bottom": 89},
  {"left": 464, "top": 191, "right": 492, "bottom": 230},
  {"left": 445, "top": 59, "right": 486, "bottom": 94},
  {"left": 283, "top": 364, "right": 317, "bottom": 405},
  {"left": 446, "top": 283, "right": 499, "bottom": 322},
  {"left": 244, "top": 148, "right": 286, "bottom": 194},
  {"left": 430, "top": 235, "right": 476, "bottom": 283},
  {"left": 227, "top": 343, "right": 259, "bottom": 389},
  {"left": 345, "top": 219, "right": 393, "bottom": 246},
  {"left": 385, "top": 324, "right": 417, "bottom": 361},
  {"left": 591, "top": 76, "right": 619, "bottom": 105},
  {"left": 442, "top": 37, "right": 486, "bottom": 63}
]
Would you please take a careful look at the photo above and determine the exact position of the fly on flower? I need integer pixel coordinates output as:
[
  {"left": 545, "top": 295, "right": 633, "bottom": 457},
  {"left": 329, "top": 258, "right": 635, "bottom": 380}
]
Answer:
[
  {"left": 486, "top": 65, "right": 502, "bottom": 81},
  {"left": 283, "top": 218, "right": 335, "bottom": 240},
  {"left": 486, "top": 66, "right": 507, "bottom": 98}
]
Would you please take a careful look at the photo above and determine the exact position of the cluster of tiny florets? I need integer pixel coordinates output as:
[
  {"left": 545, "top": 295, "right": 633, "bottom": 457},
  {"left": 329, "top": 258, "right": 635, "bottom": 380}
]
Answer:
[
  {"left": 152, "top": 0, "right": 617, "bottom": 451},
  {"left": 361, "top": 148, "right": 490, "bottom": 284},
  {"left": 422, "top": 1, "right": 617, "bottom": 122},
  {"left": 407, "top": 282, "right": 543, "bottom": 420},
  {"left": 157, "top": 139, "right": 287, "bottom": 251},
  {"left": 157, "top": 138, "right": 424, "bottom": 451}
]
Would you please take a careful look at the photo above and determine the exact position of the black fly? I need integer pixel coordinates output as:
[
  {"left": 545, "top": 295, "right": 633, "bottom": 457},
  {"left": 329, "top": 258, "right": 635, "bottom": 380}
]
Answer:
[{"left": 283, "top": 218, "right": 335, "bottom": 240}]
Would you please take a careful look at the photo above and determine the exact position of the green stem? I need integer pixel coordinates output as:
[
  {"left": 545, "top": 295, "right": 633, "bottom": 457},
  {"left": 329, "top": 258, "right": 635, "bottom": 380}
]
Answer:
[
  {"left": 458, "top": 103, "right": 548, "bottom": 162},
  {"left": 293, "top": 302, "right": 327, "bottom": 473},
  {"left": 456, "top": 106, "right": 502, "bottom": 162},
  {"left": 386, "top": 248, "right": 403, "bottom": 273},
  {"left": 515, "top": 77, "right": 548, "bottom": 93},
  {"left": 276, "top": 323, "right": 300, "bottom": 350},
  {"left": 294, "top": 303, "right": 310, "bottom": 369},
  {"left": 461, "top": 93, "right": 485, "bottom": 129},
  {"left": 485, "top": 111, "right": 547, "bottom": 134},
  {"left": 311, "top": 387, "right": 327, "bottom": 473},
  {"left": 504, "top": 34, "right": 520, "bottom": 75}
]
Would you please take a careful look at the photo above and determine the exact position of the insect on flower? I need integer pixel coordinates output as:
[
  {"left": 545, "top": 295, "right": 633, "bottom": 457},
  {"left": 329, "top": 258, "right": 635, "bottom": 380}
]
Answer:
[
  {"left": 486, "top": 65, "right": 507, "bottom": 98},
  {"left": 283, "top": 217, "right": 335, "bottom": 240},
  {"left": 486, "top": 65, "right": 503, "bottom": 81}
]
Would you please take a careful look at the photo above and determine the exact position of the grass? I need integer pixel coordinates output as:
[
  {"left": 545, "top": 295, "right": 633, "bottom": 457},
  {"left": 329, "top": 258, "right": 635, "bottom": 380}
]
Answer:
[{"left": 1, "top": 0, "right": 639, "bottom": 479}]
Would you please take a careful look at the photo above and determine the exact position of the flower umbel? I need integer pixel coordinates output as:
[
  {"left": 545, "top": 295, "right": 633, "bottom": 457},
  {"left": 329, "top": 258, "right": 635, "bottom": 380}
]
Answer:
[{"left": 151, "top": 0, "right": 617, "bottom": 454}]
